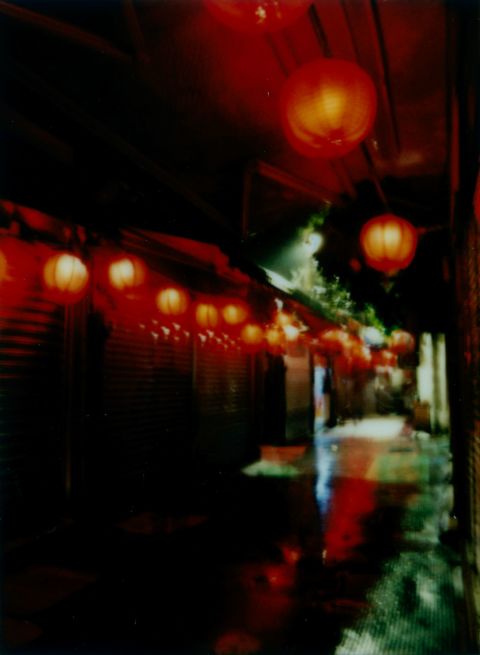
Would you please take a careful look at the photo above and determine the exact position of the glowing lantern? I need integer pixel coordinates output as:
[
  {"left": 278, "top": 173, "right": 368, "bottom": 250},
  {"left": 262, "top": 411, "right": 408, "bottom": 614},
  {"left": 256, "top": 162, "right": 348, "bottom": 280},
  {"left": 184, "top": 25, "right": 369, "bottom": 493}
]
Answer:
[
  {"left": 222, "top": 301, "right": 249, "bottom": 326},
  {"left": 156, "top": 287, "right": 189, "bottom": 316},
  {"left": 389, "top": 329, "right": 415, "bottom": 355},
  {"left": 240, "top": 323, "right": 264, "bottom": 347},
  {"left": 275, "top": 310, "right": 293, "bottom": 327},
  {"left": 281, "top": 58, "right": 377, "bottom": 159},
  {"left": 108, "top": 256, "right": 146, "bottom": 291},
  {"left": 195, "top": 302, "right": 219, "bottom": 329},
  {"left": 373, "top": 349, "right": 397, "bottom": 367},
  {"left": 204, "top": 0, "right": 310, "bottom": 34},
  {"left": 360, "top": 214, "right": 418, "bottom": 275},
  {"left": 349, "top": 343, "right": 372, "bottom": 370},
  {"left": 265, "top": 325, "right": 285, "bottom": 351},
  {"left": 318, "top": 328, "right": 349, "bottom": 354},
  {"left": 43, "top": 252, "right": 89, "bottom": 300}
]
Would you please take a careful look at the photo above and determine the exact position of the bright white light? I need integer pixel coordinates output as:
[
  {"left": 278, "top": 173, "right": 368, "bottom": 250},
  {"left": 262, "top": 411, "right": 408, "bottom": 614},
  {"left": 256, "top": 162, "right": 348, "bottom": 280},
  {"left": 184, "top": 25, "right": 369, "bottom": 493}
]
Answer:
[
  {"left": 360, "top": 326, "right": 385, "bottom": 346},
  {"left": 263, "top": 268, "right": 293, "bottom": 293},
  {"left": 326, "top": 417, "right": 406, "bottom": 439},
  {"left": 303, "top": 232, "right": 324, "bottom": 255}
]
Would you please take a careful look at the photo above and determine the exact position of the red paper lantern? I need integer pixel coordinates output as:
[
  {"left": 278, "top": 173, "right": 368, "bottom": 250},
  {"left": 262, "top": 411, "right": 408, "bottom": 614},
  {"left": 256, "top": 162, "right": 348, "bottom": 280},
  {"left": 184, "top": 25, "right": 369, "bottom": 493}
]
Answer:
[
  {"left": 318, "top": 328, "right": 350, "bottom": 354},
  {"left": 265, "top": 325, "right": 285, "bottom": 351},
  {"left": 373, "top": 349, "right": 397, "bottom": 367},
  {"left": 275, "top": 310, "right": 293, "bottom": 327},
  {"left": 281, "top": 58, "right": 377, "bottom": 159},
  {"left": 108, "top": 255, "right": 146, "bottom": 291},
  {"left": 156, "top": 287, "right": 189, "bottom": 316},
  {"left": 204, "top": 0, "right": 310, "bottom": 33},
  {"left": 222, "top": 301, "right": 249, "bottom": 326},
  {"left": 195, "top": 302, "right": 220, "bottom": 329},
  {"left": 43, "top": 252, "right": 89, "bottom": 301},
  {"left": 389, "top": 330, "right": 415, "bottom": 355},
  {"left": 360, "top": 214, "right": 418, "bottom": 275},
  {"left": 240, "top": 323, "right": 264, "bottom": 348}
]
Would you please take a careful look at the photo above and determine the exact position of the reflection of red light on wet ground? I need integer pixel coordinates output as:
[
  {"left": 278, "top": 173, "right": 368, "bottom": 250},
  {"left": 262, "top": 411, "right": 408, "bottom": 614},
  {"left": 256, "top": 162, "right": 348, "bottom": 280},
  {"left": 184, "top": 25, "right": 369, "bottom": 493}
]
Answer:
[
  {"left": 214, "top": 630, "right": 261, "bottom": 655},
  {"left": 260, "top": 446, "right": 307, "bottom": 464},
  {"left": 280, "top": 545, "right": 302, "bottom": 565},
  {"left": 324, "top": 478, "right": 376, "bottom": 562}
]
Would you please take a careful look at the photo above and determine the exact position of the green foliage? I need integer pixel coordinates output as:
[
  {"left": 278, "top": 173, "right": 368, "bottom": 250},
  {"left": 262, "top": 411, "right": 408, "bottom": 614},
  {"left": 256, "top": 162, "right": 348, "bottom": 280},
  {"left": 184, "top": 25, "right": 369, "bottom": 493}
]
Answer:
[{"left": 292, "top": 263, "right": 386, "bottom": 332}]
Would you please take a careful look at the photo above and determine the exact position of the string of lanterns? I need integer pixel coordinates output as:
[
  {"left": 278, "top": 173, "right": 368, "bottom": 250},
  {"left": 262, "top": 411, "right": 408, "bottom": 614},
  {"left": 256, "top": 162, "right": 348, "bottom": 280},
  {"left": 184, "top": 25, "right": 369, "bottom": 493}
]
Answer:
[{"left": 0, "top": 232, "right": 415, "bottom": 363}]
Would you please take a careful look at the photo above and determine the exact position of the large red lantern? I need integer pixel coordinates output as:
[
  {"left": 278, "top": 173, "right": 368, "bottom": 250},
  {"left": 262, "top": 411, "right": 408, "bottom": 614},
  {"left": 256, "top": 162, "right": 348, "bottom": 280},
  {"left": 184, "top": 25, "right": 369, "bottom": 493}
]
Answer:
[
  {"left": 195, "top": 302, "right": 220, "bottom": 329},
  {"left": 156, "top": 287, "right": 189, "bottom": 317},
  {"left": 43, "top": 252, "right": 89, "bottom": 302},
  {"left": 281, "top": 58, "right": 377, "bottom": 159},
  {"left": 204, "top": 0, "right": 310, "bottom": 34},
  {"left": 360, "top": 214, "right": 418, "bottom": 275},
  {"left": 108, "top": 255, "right": 146, "bottom": 291}
]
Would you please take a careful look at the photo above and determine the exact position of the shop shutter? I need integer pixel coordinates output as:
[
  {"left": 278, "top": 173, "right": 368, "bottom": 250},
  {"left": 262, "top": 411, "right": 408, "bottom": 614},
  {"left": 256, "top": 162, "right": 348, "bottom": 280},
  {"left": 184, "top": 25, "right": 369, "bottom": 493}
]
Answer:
[
  {"left": 101, "top": 308, "right": 193, "bottom": 499},
  {"left": 195, "top": 342, "right": 250, "bottom": 471},
  {"left": 284, "top": 345, "right": 312, "bottom": 441},
  {"left": 0, "top": 294, "right": 66, "bottom": 530},
  {"left": 465, "top": 219, "right": 480, "bottom": 571}
]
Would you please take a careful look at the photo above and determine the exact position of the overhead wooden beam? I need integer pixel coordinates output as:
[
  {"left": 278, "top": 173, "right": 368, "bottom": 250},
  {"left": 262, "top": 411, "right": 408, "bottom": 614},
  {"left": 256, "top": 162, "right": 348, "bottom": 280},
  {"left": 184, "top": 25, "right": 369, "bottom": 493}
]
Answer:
[
  {"left": 0, "top": 102, "right": 74, "bottom": 164},
  {"left": 339, "top": 0, "right": 400, "bottom": 156},
  {"left": 0, "top": 0, "right": 132, "bottom": 63},
  {"left": 255, "top": 160, "right": 342, "bottom": 206},
  {"left": 122, "top": 0, "right": 150, "bottom": 66},
  {"left": 8, "top": 58, "right": 234, "bottom": 236}
]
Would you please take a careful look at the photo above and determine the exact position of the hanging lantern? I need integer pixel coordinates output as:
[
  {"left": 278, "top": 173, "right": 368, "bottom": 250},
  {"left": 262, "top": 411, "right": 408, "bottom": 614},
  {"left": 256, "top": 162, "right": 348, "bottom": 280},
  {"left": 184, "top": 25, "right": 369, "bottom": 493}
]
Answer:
[
  {"left": 265, "top": 325, "right": 285, "bottom": 352},
  {"left": 204, "top": 0, "right": 310, "bottom": 34},
  {"left": 275, "top": 310, "right": 293, "bottom": 327},
  {"left": 389, "top": 329, "right": 415, "bottom": 355},
  {"left": 373, "top": 349, "right": 397, "bottom": 367},
  {"left": 349, "top": 343, "right": 372, "bottom": 371},
  {"left": 195, "top": 302, "right": 220, "bottom": 329},
  {"left": 43, "top": 252, "right": 89, "bottom": 301},
  {"left": 318, "top": 328, "right": 350, "bottom": 354},
  {"left": 360, "top": 214, "right": 418, "bottom": 275},
  {"left": 108, "top": 255, "right": 146, "bottom": 291},
  {"left": 281, "top": 58, "right": 377, "bottom": 159},
  {"left": 156, "top": 287, "right": 189, "bottom": 316},
  {"left": 240, "top": 323, "right": 264, "bottom": 348},
  {"left": 222, "top": 301, "right": 249, "bottom": 326}
]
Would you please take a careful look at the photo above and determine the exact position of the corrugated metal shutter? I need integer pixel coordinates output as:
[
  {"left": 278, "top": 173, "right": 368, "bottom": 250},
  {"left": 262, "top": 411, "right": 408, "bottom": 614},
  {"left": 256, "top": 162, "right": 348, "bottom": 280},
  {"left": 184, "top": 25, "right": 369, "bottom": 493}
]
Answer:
[
  {"left": 465, "top": 219, "right": 480, "bottom": 571},
  {"left": 195, "top": 341, "right": 250, "bottom": 471},
  {"left": 0, "top": 293, "right": 66, "bottom": 528},
  {"left": 284, "top": 346, "right": 312, "bottom": 441},
  {"left": 101, "top": 309, "right": 193, "bottom": 499}
]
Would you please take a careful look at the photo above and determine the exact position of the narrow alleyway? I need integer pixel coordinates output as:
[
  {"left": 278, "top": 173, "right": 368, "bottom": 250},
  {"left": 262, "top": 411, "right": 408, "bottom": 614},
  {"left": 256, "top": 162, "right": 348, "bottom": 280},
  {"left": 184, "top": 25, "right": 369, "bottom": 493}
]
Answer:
[{"left": 3, "top": 417, "right": 464, "bottom": 654}]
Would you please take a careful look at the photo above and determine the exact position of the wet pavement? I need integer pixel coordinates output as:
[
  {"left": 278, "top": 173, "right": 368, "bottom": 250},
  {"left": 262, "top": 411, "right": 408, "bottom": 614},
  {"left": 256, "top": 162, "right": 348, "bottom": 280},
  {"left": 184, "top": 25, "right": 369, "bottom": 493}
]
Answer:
[{"left": 2, "top": 417, "right": 466, "bottom": 654}]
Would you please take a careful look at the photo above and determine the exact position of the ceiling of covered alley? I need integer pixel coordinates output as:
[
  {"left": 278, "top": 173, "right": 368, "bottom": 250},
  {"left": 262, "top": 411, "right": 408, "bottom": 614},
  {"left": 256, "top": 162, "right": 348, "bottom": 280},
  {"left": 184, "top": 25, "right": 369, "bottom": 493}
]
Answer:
[{"left": 0, "top": 0, "right": 466, "bottom": 330}]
